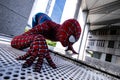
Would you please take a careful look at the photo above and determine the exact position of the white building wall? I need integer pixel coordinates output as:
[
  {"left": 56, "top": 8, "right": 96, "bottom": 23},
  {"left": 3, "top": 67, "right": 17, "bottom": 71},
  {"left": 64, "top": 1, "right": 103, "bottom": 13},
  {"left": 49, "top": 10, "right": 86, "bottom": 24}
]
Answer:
[
  {"left": 111, "top": 55, "right": 117, "bottom": 63},
  {"left": 100, "top": 53, "right": 106, "bottom": 61},
  {"left": 86, "top": 29, "right": 120, "bottom": 65},
  {"left": 60, "top": 0, "right": 78, "bottom": 23},
  {"left": 48, "top": 0, "right": 55, "bottom": 16},
  {"left": 116, "top": 56, "right": 120, "bottom": 65}
]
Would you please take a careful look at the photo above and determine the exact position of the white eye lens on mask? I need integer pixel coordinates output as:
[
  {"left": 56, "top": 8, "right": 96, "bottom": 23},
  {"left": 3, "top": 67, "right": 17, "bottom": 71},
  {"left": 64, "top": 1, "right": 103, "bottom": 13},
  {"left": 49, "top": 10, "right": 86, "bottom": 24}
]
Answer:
[{"left": 69, "top": 35, "right": 76, "bottom": 43}]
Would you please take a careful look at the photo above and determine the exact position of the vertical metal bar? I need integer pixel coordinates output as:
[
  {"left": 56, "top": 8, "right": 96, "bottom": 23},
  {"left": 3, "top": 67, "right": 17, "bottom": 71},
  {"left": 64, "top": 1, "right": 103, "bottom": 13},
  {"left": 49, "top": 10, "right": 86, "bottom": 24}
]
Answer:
[
  {"left": 77, "top": 10, "right": 89, "bottom": 60},
  {"left": 74, "top": 0, "right": 82, "bottom": 19}
]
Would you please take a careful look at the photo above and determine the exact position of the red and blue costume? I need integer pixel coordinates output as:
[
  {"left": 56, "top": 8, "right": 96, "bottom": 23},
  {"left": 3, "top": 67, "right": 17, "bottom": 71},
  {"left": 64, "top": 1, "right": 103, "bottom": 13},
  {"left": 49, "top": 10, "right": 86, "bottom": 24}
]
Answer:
[{"left": 11, "top": 13, "right": 81, "bottom": 72}]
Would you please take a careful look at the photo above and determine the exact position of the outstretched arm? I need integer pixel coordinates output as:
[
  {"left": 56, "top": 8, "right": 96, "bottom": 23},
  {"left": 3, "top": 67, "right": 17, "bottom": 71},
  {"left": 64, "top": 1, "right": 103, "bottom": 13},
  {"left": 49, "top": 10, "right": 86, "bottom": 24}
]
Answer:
[{"left": 16, "top": 34, "right": 56, "bottom": 72}]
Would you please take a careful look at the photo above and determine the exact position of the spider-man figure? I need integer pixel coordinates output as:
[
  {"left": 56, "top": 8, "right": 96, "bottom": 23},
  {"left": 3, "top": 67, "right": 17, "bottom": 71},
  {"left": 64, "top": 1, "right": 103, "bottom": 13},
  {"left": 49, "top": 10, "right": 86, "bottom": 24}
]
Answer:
[{"left": 11, "top": 13, "right": 81, "bottom": 72}]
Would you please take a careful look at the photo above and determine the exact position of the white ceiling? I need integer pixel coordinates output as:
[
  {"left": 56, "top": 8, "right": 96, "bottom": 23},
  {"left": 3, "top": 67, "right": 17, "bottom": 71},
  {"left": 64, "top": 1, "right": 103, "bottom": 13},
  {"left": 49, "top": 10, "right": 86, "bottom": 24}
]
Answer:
[{"left": 81, "top": 0, "right": 120, "bottom": 30}]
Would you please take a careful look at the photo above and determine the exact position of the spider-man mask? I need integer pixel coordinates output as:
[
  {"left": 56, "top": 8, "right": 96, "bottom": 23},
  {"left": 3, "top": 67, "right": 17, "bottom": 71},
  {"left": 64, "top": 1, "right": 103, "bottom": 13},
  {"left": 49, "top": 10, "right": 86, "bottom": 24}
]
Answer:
[{"left": 58, "top": 19, "right": 81, "bottom": 52}]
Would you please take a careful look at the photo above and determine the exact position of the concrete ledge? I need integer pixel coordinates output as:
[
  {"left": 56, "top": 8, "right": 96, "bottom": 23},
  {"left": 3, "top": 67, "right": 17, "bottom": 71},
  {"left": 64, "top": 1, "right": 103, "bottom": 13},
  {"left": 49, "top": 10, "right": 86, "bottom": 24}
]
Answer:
[{"left": 49, "top": 48, "right": 120, "bottom": 79}]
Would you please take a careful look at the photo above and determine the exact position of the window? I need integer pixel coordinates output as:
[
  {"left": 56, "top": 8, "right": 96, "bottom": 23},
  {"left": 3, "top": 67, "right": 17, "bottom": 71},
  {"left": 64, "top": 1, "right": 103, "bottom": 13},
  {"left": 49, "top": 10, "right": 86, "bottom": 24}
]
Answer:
[
  {"left": 89, "top": 36, "right": 92, "bottom": 38},
  {"left": 96, "top": 40, "right": 105, "bottom": 47},
  {"left": 92, "top": 52, "right": 101, "bottom": 59},
  {"left": 89, "top": 31, "right": 97, "bottom": 35},
  {"left": 90, "top": 31, "right": 97, "bottom": 35},
  {"left": 98, "top": 30, "right": 107, "bottom": 35},
  {"left": 110, "top": 29, "right": 116, "bottom": 35},
  {"left": 96, "top": 40, "right": 99, "bottom": 46},
  {"left": 105, "top": 54, "right": 112, "bottom": 62},
  {"left": 103, "top": 30, "right": 108, "bottom": 35},
  {"left": 117, "top": 29, "right": 120, "bottom": 35},
  {"left": 93, "top": 31, "right": 97, "bottom": 35},
  {"left": 108, "top": 41, "right": 114, "bottom": 48},
  {"left": 118, "top": 41, "right": 120, "bottom": 49},
  {"left": 98, "top": 31, "right": 102, "bottom": 35},
  {"left": 88, "top": 40, "right": 95, "bottom": 46}
]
